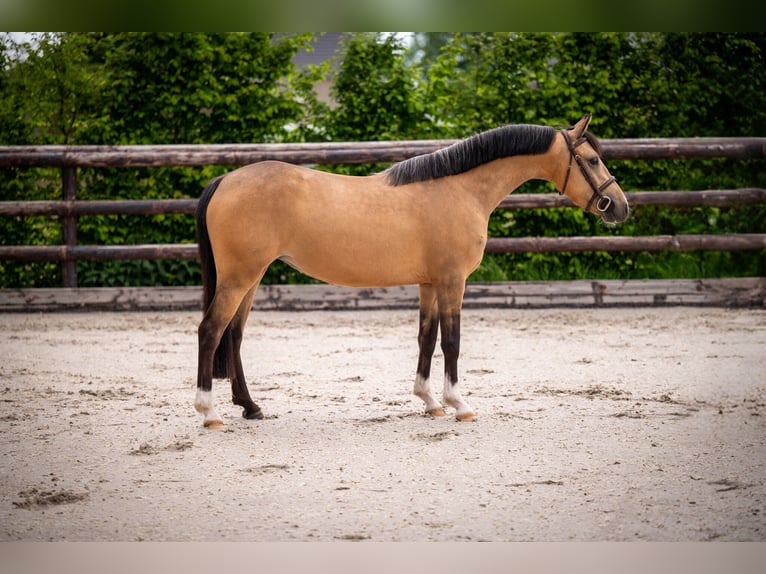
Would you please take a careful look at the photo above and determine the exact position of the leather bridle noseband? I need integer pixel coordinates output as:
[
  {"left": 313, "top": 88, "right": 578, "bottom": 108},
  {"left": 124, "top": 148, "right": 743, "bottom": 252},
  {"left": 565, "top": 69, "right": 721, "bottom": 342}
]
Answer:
[{"left": 559, "top": 128, "right": 617, "bottom": 213}]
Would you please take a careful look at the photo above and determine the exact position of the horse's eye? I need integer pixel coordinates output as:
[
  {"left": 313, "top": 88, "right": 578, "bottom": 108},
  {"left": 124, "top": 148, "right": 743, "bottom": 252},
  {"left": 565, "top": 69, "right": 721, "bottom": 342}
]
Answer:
[{"left": 589, "top": 157, "right": 599, "bottom": 166}]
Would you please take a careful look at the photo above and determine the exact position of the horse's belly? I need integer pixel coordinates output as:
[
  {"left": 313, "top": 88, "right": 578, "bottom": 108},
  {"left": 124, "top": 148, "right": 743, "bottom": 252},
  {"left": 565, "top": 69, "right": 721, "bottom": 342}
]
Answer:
[{"left": 278, "top": 241, "right": 426, "bottom": 288}]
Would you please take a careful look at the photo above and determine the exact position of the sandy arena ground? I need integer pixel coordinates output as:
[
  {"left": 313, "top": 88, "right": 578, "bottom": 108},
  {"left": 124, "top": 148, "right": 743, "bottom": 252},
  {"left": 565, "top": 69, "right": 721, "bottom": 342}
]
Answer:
[{"left": 0, "top": 306, "right": 764, "bottom": 541}]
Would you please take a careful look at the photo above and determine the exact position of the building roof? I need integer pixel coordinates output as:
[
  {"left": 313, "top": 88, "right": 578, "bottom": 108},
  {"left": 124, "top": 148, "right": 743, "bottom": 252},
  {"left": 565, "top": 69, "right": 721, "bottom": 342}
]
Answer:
[{"left": 292, "top": 32, "right": 345, "bottom": 69}]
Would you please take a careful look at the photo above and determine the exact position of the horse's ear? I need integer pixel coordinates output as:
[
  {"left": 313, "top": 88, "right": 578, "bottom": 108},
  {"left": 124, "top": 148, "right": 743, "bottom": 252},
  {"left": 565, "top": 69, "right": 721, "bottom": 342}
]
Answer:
[{"left": 570, "top": 113, "right": 593, "bottom": 138}]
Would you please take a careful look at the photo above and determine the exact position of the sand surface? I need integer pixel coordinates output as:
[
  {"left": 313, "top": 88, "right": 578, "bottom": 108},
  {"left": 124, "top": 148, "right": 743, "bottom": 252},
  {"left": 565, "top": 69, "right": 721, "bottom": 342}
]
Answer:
[{"left": 1, "top": 306, "right": 764, "bottom": 541}]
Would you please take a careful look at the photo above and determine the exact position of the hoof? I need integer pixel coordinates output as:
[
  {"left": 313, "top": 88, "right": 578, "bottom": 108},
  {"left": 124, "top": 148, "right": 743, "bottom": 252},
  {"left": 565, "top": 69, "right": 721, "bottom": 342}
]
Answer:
[
  {"left": 456, "top": 412, "right": 476, "bottom": 422},
  {"left": 427, "top": 407, "right": 446, "bottom": 417},
  {"left": 243, "top": 407, "right": 264, "bottom": 420},
  {"left": 204, "top": 420, "right": 225, "bottom": 430}
]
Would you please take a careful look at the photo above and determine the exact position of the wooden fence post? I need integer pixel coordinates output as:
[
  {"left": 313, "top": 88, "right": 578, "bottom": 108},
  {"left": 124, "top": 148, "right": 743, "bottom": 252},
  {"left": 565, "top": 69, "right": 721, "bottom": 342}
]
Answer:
[{"left": 61, "top": 166, "right": 78, "bottom": 288}]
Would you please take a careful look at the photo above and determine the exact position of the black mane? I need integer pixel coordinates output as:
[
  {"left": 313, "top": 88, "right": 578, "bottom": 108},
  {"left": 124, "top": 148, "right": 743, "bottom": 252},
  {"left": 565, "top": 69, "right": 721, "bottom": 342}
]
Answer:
[{"left": 385, "top": 124, "right": 557, "bottom": 186}]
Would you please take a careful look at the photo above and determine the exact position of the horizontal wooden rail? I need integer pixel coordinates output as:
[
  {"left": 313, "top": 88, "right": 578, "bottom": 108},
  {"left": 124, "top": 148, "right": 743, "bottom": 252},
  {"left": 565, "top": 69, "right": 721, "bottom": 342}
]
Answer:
[
  {"left": 0, "top": 244, "right": 197, "bottom": 262},
  {"left": 0, "top": 142, "right": 444, "bottom": 168},
  {"left": 603, "top": 138, "right": 766, "bottom": 160},
  {"left": 1, "top": 137, "right": 765, "bottom": 168},
  {"left": 1, "top": 189, "right": 764, "bottom": 218},
  {"left": 499, "top": 188, "right": 766, "bottom": 209},
  {"left": 1, "top": 233, "right": 764, "bottom": 263},
  {"left": 0, "top": 199, "right": 198, "bottom": 217},
  {"left": 1, "top": 278, "right": 764, "bottom": 311},
  {"left": 484, "top": 234, "right": 766, "bottom": 253}
]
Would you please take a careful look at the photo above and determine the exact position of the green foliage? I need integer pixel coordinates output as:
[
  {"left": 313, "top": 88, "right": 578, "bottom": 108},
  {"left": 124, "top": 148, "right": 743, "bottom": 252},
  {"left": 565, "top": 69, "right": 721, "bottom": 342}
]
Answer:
[
  {"left": 1, "top": 32, "right": 322, "bottom": 288},
  {"left": 322, "top": 32, "right": 427, "bottom": 178},
  {"left": 329, "top": 33, "right": 425, "bottom": 142},
  {"left": 1, "top": 32, "right": 764, "bottom": 288},
  {"left": 428, "top": 32, "right": 766, "bottom": 281},
  {"left": 79, "top": 32, "right": 317, "bottom": 145}
]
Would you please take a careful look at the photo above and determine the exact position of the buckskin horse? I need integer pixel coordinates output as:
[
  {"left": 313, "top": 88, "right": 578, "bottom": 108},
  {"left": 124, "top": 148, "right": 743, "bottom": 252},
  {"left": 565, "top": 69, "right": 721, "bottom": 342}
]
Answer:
[{"left": 194, "top": 113, "right": 629, "bottom": 429}]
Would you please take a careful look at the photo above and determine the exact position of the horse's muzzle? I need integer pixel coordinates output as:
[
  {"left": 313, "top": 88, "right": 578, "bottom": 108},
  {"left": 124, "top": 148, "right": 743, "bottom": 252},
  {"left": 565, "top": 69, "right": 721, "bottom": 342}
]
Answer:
[{"left": 600, "top": 196, "right": 630, "bottom": 224}]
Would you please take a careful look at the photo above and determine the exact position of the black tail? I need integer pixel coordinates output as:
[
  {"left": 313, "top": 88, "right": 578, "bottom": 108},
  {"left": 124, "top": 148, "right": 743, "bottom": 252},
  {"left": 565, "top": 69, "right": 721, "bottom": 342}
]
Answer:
[{"left": 197, "top": 175, "right": 232, "bottom": 379}]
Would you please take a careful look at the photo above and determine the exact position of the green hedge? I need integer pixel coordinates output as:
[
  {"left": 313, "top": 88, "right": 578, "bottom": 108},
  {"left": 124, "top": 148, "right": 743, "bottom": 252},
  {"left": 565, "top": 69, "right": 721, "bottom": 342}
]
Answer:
[{"left": 1, "top": 32, "right": 764, "bottom": 288}]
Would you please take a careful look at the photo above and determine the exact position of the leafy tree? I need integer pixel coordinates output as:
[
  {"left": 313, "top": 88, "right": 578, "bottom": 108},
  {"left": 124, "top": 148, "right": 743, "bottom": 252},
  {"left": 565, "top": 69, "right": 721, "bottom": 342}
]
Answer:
[
  {"left": 70, "top": 33, "right": 323, "bottom": 286},
  {"left": 424, "top": 32, "right": 765, "bottom": 280},
  {"left": 79, "top": 32, "right": 318, "bottom": 146},
  {"left": 404, "top": 32, "right": 453, "bottom": 71},
  {"left": 327, "top": 33, "right": 427, "bottom": 145},
  {"left": 0, "top": 32, "right": 324, "bottom": 287},
  {"left": 0, "top": 33, "right": 86, "bottom": 286}
]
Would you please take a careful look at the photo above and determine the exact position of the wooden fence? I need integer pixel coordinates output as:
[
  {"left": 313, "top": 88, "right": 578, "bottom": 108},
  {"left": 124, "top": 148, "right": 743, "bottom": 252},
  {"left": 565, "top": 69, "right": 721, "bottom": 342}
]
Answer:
[{"left": 1, "top": 137, "right": 765, "bottom": 290}]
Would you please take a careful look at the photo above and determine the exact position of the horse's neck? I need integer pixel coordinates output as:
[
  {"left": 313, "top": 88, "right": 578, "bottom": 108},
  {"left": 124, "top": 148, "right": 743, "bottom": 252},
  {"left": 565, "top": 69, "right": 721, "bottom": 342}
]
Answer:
[{"left": 461, "top": 150, "right": 560, "bottom": 214}]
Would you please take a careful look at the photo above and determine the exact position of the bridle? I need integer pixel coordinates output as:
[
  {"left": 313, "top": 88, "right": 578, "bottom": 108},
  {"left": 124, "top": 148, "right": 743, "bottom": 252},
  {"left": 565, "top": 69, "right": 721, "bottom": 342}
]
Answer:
[{"left": 559, "top": 128, "right": 617, "bottom": 213}]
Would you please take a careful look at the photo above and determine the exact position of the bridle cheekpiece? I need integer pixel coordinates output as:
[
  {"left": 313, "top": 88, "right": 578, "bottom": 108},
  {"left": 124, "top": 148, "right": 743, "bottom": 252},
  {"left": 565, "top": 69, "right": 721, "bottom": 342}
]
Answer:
[{"left": 559, "top": 128, "right": 617, "bottom": 213}]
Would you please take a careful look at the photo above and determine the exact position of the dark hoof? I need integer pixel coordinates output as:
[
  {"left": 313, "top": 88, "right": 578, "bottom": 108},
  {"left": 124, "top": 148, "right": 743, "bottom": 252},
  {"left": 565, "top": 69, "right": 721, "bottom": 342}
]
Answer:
[{"left": 243, "top": 406, "right": 264, "bottom": 420}]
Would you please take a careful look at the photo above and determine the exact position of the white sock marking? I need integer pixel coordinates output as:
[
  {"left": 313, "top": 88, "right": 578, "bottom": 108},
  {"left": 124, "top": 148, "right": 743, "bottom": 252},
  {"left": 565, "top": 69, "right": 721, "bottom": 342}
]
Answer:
[
  {"left": 194, "top": 388, "right": 223, "bottom": 426},
  {"left": 414, "top": 374, "right": 443, "bottom": 413},
  {"left": 443, "top": 374, "right": 475, "bottom": 420}
]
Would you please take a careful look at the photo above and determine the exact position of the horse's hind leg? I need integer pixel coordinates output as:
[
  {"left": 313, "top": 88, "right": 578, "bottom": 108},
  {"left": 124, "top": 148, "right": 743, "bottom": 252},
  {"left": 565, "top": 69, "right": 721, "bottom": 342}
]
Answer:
[
  {"left": 413, "top": 284, "right": 446, "bottom": 417},
  {"left": 228, "top": 285, "right": 264, "bottom": 420},
  {"left": 196, "top": 282, "right": 253, "bottom": 429}
]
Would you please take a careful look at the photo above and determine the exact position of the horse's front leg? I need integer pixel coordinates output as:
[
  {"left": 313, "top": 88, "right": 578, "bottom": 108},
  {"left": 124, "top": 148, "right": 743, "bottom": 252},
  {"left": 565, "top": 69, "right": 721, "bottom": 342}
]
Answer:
[
  {"left": 413, "top": 284, "right": 446, "bottom": 416},
  {"left": 437, "top": 283, "right": 476, "bottom": 422}
]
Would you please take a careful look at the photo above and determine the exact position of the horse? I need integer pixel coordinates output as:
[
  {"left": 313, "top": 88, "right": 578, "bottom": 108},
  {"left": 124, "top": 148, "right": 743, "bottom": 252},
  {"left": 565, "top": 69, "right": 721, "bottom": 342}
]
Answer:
[{"left": 194, "top": 113, "right": 629, "bottom": 429}]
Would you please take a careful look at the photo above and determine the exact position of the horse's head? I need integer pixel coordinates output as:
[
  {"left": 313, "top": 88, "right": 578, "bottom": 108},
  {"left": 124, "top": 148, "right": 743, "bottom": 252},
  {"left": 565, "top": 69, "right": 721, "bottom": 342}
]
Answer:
[{"left": 557, "top": 114, "right": 629, "bottom": 224}]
